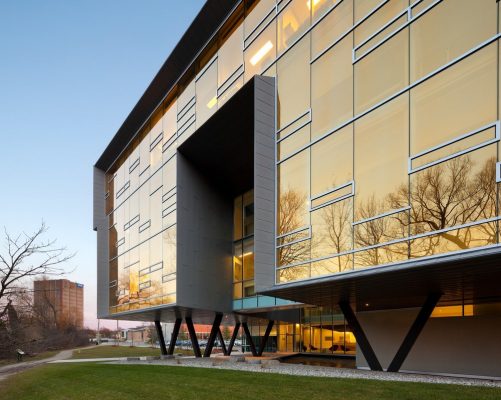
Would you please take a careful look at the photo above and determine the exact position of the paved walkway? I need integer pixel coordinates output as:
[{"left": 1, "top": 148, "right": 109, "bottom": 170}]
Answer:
[{"left": 0, "top": 346, "right": 93, "bottom": 383}]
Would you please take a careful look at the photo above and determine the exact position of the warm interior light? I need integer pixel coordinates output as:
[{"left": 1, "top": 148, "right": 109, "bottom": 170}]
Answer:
[
  {"left": 306, "top": 0, "right": 322, "bottom": 10},
  {"left": 206, "top": 96, "right": 217, "bottom": 109},
  {"left": 307, "top": 0, "right": 323, "bottom": 9},
  {"left": 250, "top": 41, "right": 273, "bottom": 66}
]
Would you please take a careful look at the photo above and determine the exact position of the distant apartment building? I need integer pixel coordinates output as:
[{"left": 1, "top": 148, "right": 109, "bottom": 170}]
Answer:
[{"left": 34, "top": 279, "right": 84, "bottom": 328}]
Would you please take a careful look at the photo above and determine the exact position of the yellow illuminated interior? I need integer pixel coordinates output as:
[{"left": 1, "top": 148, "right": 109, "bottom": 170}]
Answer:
[
  {"left": 206, "top": 96, "right": 217, "bottom": 109},
  {"left": 307, "top": 0, "right": 322, "bottom": 10},
  {"left": 250, "top": 40, "right": 273, "bottom": 66}
]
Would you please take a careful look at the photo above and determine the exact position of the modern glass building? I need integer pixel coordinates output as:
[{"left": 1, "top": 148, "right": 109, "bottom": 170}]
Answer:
[{"left": 94, "top": 0, "right": 501, "bottom": 376}]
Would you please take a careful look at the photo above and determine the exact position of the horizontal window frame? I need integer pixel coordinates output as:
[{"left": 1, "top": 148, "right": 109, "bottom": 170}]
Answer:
[
  {"left": 217, "top": 64, "right": 245, "bottom": 98},
  {"left": 124, "top": 215, "right": 140, "bottom": 231},
  {"left": 149, "top": 132, "right": 164, "bottom": 151},
  {"left": 243, "top": 3, "right": 277, "bottom": 50},
  {"left": 309, "top": 181, "right": 354, "bottom": 212},
  {"left": 276, "top": 225, "right": 310, "bottom": 240},
  {"left": 277, "top": 109, "right": 311, "bottom": 141},
  {"left": 352, "top": 0, "right": 442, "bottom": 64},
  {"left": 278, "top": 32, "right": 501, "bottom": 166},
  {"left": 129, "top": 157, "right": 140, "bottom": 173},
  {"left": 139, "top": 219, "right": 151, "bottom": 233},
  {"left": 409, "top": 121, "right": 500, "bottom": 174},
  {"left": 177, "top": 96, "right": 196, "bottom": 121},
  {"left": 276, "top": 216, "right": 501, "bottom": 271},
  {"left": 177, "top": 114, "right": 196, "bottom": 137},
  {"left": 195, "top": 54, "right": 218, "bottom": 82},
  {"left": 352, "top": 206, "right": 410, "bottom": 227},
  {"left": 276, "top": 226, "right": 312, "bottom": 249}
]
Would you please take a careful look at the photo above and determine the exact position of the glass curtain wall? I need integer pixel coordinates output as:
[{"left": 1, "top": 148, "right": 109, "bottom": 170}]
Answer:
[
  {"left": 233, "top": 190, "right": 255, "bottom": 300},
  {"left": 105, "top": 0, "right": 501, "bottom": 310},
  {"left": 276, "top": 0, "right": 501, "bottom": 283}
]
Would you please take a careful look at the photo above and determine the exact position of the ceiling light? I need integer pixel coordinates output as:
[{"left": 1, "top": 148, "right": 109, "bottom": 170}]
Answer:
[
  {"left": 206, "top": 96, "right": 217, "bottom": 109},
  {"left": 250, "top": 41, "right": 273, "bottom": 66},
  {"left": 306, "top": 0, "right": 322, "bottom": 10}
]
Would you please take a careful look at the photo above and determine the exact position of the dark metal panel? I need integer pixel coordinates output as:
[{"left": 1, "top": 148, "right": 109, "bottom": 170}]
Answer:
[
  {"left": 94, "top": 167, "right": 110, "bottom": 319},
  {"left": 253, "top": 76, "right": 276, "bottom": 293},
  {"left": 93, "top": 167, "right": 105, "bottom": 231},
  {"left": 339, "top": 301, "right": 382, "bottom": 371},
  {"left": 155, "top": 320, "right": 167, "bottom": 355},
  {"left": 177, "top": 77, "right": 255, "bottom": 197},
  {"left": 387, "top": 293, "right": 442, "bottom": 372},
  {"left": 176, "top": 153, "right": 233, "bottom": 313}
]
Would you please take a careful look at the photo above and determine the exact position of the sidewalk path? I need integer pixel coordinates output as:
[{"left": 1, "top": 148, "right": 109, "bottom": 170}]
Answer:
[{"left": 0, "top": 346, "right": 94, "bottom": 383}]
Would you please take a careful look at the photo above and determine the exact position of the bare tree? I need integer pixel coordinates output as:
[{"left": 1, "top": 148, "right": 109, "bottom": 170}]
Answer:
[
  {"left": 0, "top": 223, "right": 73, "bottom": 320},
  {"left": 0, "top": 223, "right": 74, "bottom": 355},
  {"left": 277, "top": 189, "right": 310, "bottom": 272},
  {"left": 388, "top": 156, "right": 497, "bottom": 256},
  {"left": 313, "top": 199, "right": 353, "bottom": 273}
]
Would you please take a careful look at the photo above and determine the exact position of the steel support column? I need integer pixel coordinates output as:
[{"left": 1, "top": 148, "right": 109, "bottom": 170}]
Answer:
[
  {"left": 217, "top": 328, "right": 228, "bottom": 355},
  {"left": 167, "top": 318, "right": 182, "bottom": 355},
  {"left": 242, "top": 322, "right": 257, "bottom": 356},
  {"left": 227, "top": 322, "right": 241, "bottom": 355},
  {"left": 185, "top": 317, "right": 202, "bottom": 358},
  {"left": 387, "top": 293, "right": 442, "bottom": 372},
  {"left": 339, "top": 301, "right": 382, "bottom": 371},
  {"left": 258, "top": 320, "right": 274, "bottom": 356},
  {"left": 203, "top": 313, "right": 223, "bottom": 357},
  {"left": 154, "top": 320, "right": 167, "bottom": 356}
]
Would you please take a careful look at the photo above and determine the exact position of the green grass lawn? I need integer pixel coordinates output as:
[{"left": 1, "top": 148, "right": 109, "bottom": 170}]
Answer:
[
  {"left": 71, "top": 345, "right": 193, "bottom": 359},
  {"left": 1, "top": 363, "right": 500, "bottom": 400}
]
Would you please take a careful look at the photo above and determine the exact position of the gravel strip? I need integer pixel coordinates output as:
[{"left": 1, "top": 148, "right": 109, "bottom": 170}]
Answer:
[{"left": 105, "top": 357, "right": 501, "bottom": 388}]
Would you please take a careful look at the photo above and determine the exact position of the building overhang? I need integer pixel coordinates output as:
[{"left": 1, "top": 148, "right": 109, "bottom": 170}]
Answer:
[
  {"left": 94, "top": 0, "right": 241, "bottom": 172},
  {"left": 262, "top": 246, "right": 501, "bottom": 312}
]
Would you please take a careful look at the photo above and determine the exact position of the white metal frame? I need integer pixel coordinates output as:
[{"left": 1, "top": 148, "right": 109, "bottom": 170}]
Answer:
[
  {"left": 408, "top": 121, "right": 500, "bottom": 174},
  {"left": 309, "top": 181, "right": 354, "bottom": 212}
]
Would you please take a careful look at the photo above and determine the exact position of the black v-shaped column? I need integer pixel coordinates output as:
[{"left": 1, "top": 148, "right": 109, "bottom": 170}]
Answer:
[
  {"left": 387, "top": 293, "right": 441, "bottom": 372},
  {"left": 339, "top": 301, "right": 382, "bottom": 371}
]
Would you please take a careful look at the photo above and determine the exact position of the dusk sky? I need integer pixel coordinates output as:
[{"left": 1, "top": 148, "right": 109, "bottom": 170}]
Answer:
[{"left": 0, "top": 0, "right": 204, "bottom": 329}]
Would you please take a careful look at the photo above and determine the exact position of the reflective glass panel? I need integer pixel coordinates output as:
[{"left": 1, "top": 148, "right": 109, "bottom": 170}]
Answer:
[
  {"left": 245, "top": 0, "right": 276, "bottom": 39},
  {"left": 311, "top": 35, "right": 353, "bottom": 139},
  {"left": 277, "top": 36, "right": 310, "bottom": 129},
  {"left": 218, "top": 23, "right": 244, "bottom": 87},
  {"left": 410, "top": 44, "right": 497, "bottom": 155},
  {"left": 311, "top": 124, "right": 353, "bottom": 196},
  {"left": 278, "top": 149, "right": 309, "bottom": 235},
  {"left": 196, "top": 58, "right": 218, "bottom": 127},
  {"left": 410, "top": 0, "right": 497, "bottom": 82},
  {"left": 355, "top": 29, "right": 409, "bottom": 114},
  {"left": 311, "top": 0, "right": 352, "bottom": 58},
  {"left": 244, "top": 20, "right": 276, "bottom": 81},
  {"left": 277, "top": 0, "right": 310, "bottom": 54},
  {"left": 311, "top": 198, "right": 353, "bottom": 259},
  {"left": 354, "top": 94, "right": 409, "bottom": 219}
]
